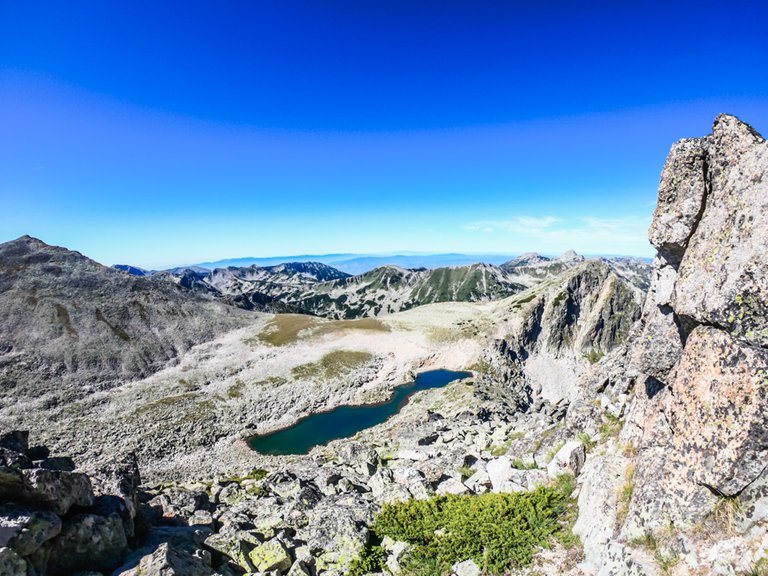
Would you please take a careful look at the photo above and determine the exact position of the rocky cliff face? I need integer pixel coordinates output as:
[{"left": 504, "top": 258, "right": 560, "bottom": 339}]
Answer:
[
  {"left": 576, "top": 114, "right": 768, "bottom": 575},
  {"left": 483, "top": 260, "right": 643, "bottom": 413},
  {"left": 0, "top": 236, "right": 253, "bottom": 402}
]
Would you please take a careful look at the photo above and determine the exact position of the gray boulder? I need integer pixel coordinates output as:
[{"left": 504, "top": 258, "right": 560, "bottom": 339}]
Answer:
[
  {"left": 21, "top": 468, "right": 95, "bottom": 515},
  {"left": 0, "top": 504, "right": 61, "bottom": 556}
]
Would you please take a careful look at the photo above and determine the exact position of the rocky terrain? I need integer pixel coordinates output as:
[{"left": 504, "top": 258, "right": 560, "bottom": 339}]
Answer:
[{"left": 0, "top": 114, "right": 765, "bottom": 575}]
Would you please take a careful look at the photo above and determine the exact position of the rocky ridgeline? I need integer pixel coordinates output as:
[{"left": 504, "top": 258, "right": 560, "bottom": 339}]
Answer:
[
  {"left": 575, "top": 114, "right": 768, "bottom": 575},
  {"left": 163, "top": 252, "right": 649, "bottom": 320}
]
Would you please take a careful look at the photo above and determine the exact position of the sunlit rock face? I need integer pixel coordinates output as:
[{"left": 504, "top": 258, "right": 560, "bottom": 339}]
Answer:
[{"left": 578, "top": 115, "right": 768, "bottom": 575}]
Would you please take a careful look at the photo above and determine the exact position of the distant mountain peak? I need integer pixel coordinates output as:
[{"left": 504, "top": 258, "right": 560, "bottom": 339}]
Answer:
[
  {"left": 501, "top": 252, "right": 552, "bottom": 268},
  {"left": 556, "top": 249, "right": 584, "bottom": 262}
]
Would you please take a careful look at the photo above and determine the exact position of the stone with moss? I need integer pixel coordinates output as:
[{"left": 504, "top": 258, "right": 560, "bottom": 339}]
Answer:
[{"left": 248, "top": 538, "right": 292, "bottom": 573}]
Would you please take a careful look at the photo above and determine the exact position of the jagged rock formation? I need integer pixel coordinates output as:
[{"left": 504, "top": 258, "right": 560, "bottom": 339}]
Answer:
[
  {"left": 0, "top": 236, "right": 254, "bottom": 402},
  {"left": 576, "top": 114, "right": 768, "bottom": 575},
  {"left": 483, "top": 260, "right": 643, "bottom": 412}
]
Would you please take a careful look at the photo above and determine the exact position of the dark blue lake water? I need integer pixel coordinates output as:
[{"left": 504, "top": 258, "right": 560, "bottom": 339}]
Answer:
[{"left": 248, "top": 369, "right": 471, "bottom": 455}]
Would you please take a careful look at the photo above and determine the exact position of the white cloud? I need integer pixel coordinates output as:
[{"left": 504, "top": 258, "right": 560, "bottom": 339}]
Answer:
[
  {"left": 465, "top": 216, "right": 559, "bottom": 235},
  {"left": 464, "top": 214, "right": 653, "bottom": 255}
]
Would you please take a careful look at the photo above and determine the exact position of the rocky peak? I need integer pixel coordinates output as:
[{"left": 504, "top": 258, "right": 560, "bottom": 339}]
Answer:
[
  {"left": 576, "top": 115, "right": 768, "bottom": 574},
  {"left": 501, "top": 252, "right": 552, "bottom": 268},
  {"left": 556, "top": 249, "right": 584, "bottom": 263}
]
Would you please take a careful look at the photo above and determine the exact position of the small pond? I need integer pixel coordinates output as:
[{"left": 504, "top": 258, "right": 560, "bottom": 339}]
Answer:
[{"left": 248, "top": 369, "right": 471, "bottom": 455}]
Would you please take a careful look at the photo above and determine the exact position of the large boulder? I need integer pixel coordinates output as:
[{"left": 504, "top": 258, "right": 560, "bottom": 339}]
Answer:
[
  {"left": 116, "top": 542, "right": 220, "bottom": 576},
  {"left": 36, "top": 512, "right": 130, "bottom": 576},
  {"left": 648, "top": 138, "right": 709, "bottom": 261},
  {"left": 20, "top": 469, "right": 95, "bottom": 515},
  {"left": 546, "top": 441, "right": 586, "bottom": 479},
  {"left": 248, "top": 538, "right": 292, "bottom": 573}
]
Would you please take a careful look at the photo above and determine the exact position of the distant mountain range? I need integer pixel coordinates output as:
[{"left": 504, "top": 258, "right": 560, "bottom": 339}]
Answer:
[
  {"left": 190, "top": 253, "right": 517, "bottom": 275},
  {"left": 113, "top": 250, "right": 651, "bottom": 319},
  {"left": 120, "top": 251, "right": 651, "bottom": 276}
]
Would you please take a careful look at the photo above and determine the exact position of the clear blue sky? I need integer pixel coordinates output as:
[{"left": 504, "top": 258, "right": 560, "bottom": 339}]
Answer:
[{"left": 1, "top": 1, "right": 767, "bottom": 268}]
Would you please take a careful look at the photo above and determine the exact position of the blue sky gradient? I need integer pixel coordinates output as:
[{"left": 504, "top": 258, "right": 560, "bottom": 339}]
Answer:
[{"left": 1, "top": 1, "right": 767, "bottom": 268}]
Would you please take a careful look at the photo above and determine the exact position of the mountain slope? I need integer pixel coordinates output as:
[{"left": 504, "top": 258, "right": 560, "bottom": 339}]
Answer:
[{"left": 0, "top": 236, "right": 255, "bottom": 402}]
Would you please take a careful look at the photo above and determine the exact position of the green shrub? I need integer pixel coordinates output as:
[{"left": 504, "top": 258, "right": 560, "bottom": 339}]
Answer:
[
  {"left": 739, "top": 558, "right": 768, "bottom": 576},
  {"left": 577, "top": 432, "right": 596, "bottom": 452},
  {"left": 348, "top": 544, "right": 387, "bottom": 576},
  {"left": 585, "top": 349, "right": 604, "bottom": 364},
  {"left": 457, "top": 466, "right": 475, "bottom": 481},
  {"left": 599, "top": 412, "right": 623, "bottom": 440},
  {"left": 359, "top": 478, "right": 576, "bottom": 575}
]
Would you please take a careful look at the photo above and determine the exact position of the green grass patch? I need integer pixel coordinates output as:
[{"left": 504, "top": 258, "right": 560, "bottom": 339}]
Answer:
[
  {"left": 599, "top": 412, "right": 623, "bottom": 440},
  {"left": 292, "top": 350, "right": 374, "bottom": 381},
  {"left": 221, "top": 468, "right": 268, "bottom": 484},
  {"left": 353, "top": 475, "right": 577, "bottom": 575},
  {"left": 546, "top": 441, "right": 566, "bottom": 463},
  {"left": 253, "top": 315, "right": 390, "bottom": 347},
  {"left": 585, "top": 349, "right": 604, "bottom": 364},
  {"left": 511, "top": 458, "right": 538, "bottom": 470},
  {"left": 254, "top": 314, "right": 320, "bottom": 346},
  {"left": 577, "top": 432, "right": 596, "bottom": 452},
  {"left": 617, "top": 463, "right": 635, "bottom": 524},
  {"left": 253, "top": 376, "right": 288, "bottom": 387},
  {"left": 457, "top": 466, "right": 475, "bottom": 481},
  {"left": 466, "top": 358, "right": 493, "bottom": 374},
  {"left": 516, "top": 293, "right": 537, "bottom": 305},
  {"left": 227, "top": 379, "right": 245, "bottom": 398}
]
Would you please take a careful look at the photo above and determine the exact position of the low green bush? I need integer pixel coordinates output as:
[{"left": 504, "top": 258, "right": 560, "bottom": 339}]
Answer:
[{"left": 353, "top": 475, "right": 576, "bottom": 575}]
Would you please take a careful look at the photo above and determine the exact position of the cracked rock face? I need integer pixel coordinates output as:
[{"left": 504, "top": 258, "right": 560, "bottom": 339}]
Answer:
[
  {"left": 605, "top": 115, "right": 768, "bottom": 568},
  {"left": 673, "top": 116, "right": 768, "bottom": 348}
]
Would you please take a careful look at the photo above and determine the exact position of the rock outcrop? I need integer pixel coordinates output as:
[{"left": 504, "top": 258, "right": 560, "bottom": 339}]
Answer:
[
  {"left": 0, "top": 431, "right": 141, "bottom": 576},
  {"left": 486, "top": 259, "right": 643, "bottom": 412},
  {"left": 577, "top": 114, "right": 768, "bottom": 575}
]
